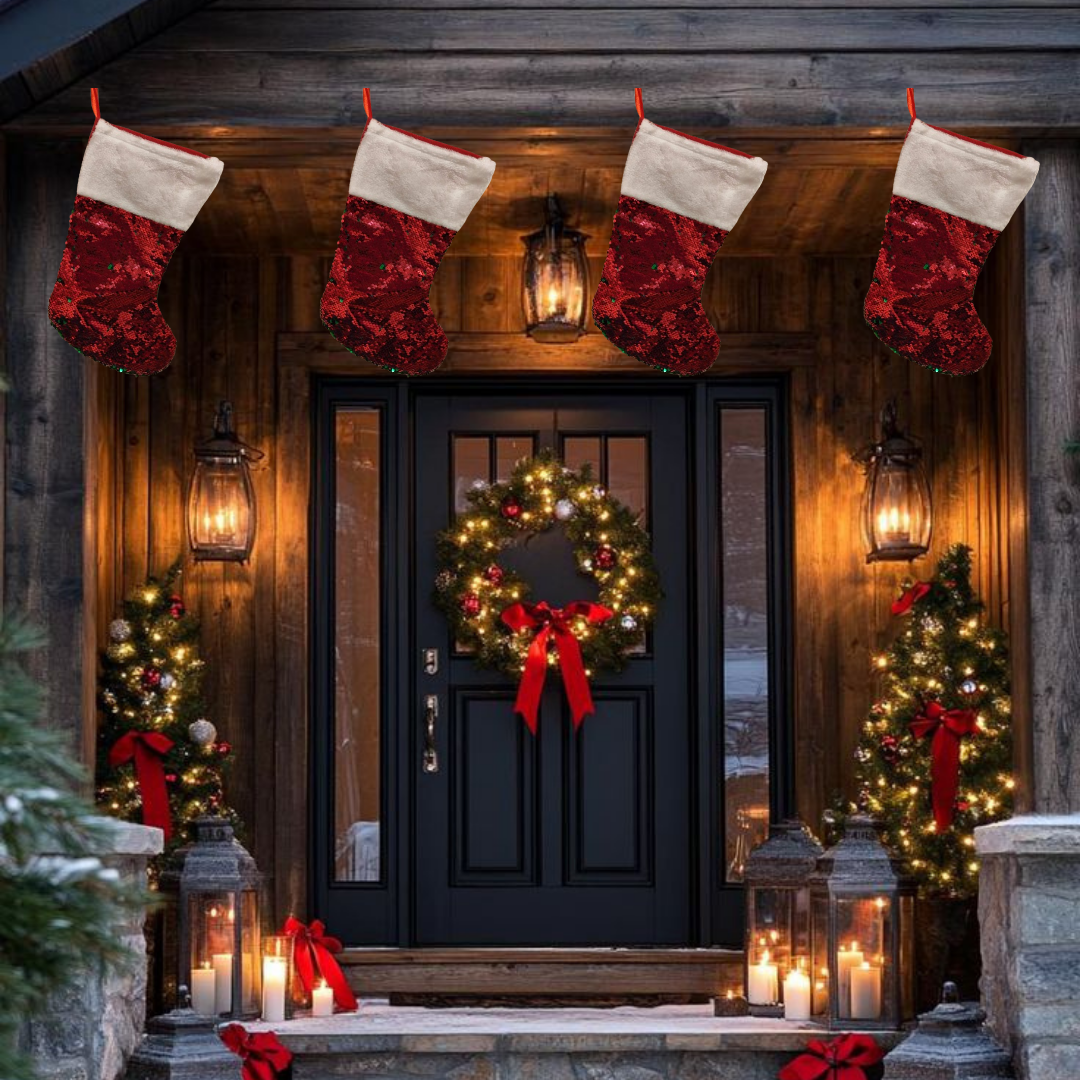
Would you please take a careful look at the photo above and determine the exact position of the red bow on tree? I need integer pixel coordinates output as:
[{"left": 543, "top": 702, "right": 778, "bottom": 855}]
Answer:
[
  {"left": 282, "top": 917, "right": 358, "bottom": 1012},
  {"left": 107, "top": 730, "right": 174, "bottom": 839},
  {"left": 891, "top": 581, "right": 930, "bottom": 616},
  {"left": 778, "top": 1033, "right": 884, "bottom": 1080},
  {"left": 220, "top": 1025, "right": 293, "bottom": 1080},
  {"left": 500, "top": 601, "right": 614, "bottom": 733},
  {"left": 910, "top": 701, "right": 979, "bottom": 831}
]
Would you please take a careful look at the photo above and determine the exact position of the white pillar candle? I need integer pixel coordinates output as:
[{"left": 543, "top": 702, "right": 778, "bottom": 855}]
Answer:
[
  {"left": 312, "top": 980, "right": 334, "bottom": 1018},
  {"left": 261, "top": 956, "right": 288, "bottom": 1023},
  {"left": 212, "top": 953, "right": 234, "bottom": 1015},
  {"left": 747, "top": 949, "right": 779, "bottom": 1005},
  {"left": 836, "top": 943, "right": 864, "bottom": 1018},
  {"left": 783, "top": 967, "right": 811, "bottom": 1021},
  {"left": 191, "top": 963, "right": 216, "bottom": 1016},
  {"left": 850, "top": 961, "right": 882, "bottom": 1020}
]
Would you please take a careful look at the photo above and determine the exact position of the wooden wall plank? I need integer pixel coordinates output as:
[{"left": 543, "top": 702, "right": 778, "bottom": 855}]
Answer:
[
  {"left": 12, "top": 53, "right": 1080, "bottom": 130},
  {"left": 163, "top": 8, "right": 1080, "bottom": 53},
  {"left": 1023, "top": 141, "right": 1080, "bottom": 814}
]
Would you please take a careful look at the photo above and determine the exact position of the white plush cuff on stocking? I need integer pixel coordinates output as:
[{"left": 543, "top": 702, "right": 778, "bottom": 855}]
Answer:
[
  {"left": 77, "top": 120, "right": 224, "bottom": 231},
  {"left": 621, "top": 119, "right": 767, "bottom": 231},
  {"left": 893, "top": 120, "right": 1039, "bottom": 231},
  {"left": 349, "top": 120, "right": 496, "bottom": 232}
]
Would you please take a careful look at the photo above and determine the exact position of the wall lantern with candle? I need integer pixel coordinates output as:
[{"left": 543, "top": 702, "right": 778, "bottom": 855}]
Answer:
[
  {"left": 857, "top": 399, "right": 932, "bottom": 564},
  {"left": 521, "top": 194, "right": 589, "bottom": 343},
  {"left": 160, "top": 817, "right": 263, "bottom": 1020},
  {"left": 743, "top": 819, "right": 824, "bottom": 1020},
  {"left": 809, "top": 813, "right": 916, "bottom": 1030},
  {"left": 187, "top": 401, "right": 263, "bottom": 563}
]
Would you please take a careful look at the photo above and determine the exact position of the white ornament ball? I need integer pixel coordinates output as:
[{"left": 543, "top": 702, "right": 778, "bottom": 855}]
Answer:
[
  {"left": 188, "top": 719, "right": 217, "bottom": 747},
  {"left": 620, "top": 615, "right": 638, "bottom": 632},
  {"left": 961, "top": 679, "right": 978, "bottom": 695},
  {"left": 109, "top": 619, "right": 132, "bottom": 643},
  {"left": 159, "top": 672, "right": 176, "bottom": 691},
  {"left": 592, "top": 485, "right": 605, "bottom": 499},
  {"left": 554, "top": 499, "right": 576, "bottom": 521}
]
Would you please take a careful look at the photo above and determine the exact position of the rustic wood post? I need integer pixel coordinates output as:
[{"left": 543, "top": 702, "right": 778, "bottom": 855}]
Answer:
[
  {"left": 975, "top": 141, "right": 1080, "bottom": 1080},
  {"left": 2, "top": 137, "right": 98, "bottom": 764}
]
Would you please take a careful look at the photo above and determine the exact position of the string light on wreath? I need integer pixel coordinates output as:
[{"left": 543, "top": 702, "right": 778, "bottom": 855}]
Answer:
[{"left": 434, "top": 451, "right": 661, "bottom": 717}]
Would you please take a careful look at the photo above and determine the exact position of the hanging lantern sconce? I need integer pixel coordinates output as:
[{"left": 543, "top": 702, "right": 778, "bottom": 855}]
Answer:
[
  {"left": 186, "top": 401, "right": 263, "bottom": 563},
  {"left": 522, "top": 194, "right": 589, "bottom": 344},
  {"left": 857, "top": 399, "right": 932, "bottom": 564}
]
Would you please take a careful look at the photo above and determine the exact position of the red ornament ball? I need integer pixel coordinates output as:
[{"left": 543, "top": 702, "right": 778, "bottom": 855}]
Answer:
[
  {"left": 141, "top": 666, "right": 163, "bottom": 689},
  {"left": 170, "top": 594, "right": 186, "bottom": 619},
  {"left": 956, "top": 799, "right": 970, "bottom": 812},
  {"left": 593, "top": 544, "right": 617, "bottom": 570},
  {"left": 460, "top": 592, "right": 482, "bottom": 617},
  {"left": 500, "top": 495, "right": 522, "bottom": 521},
  {"left": 484, "top": 564, "right": 505, "bottom": 586},
  {"left": 165, "top": 773, "right": 178, "bottom": 783},
  {"left": 215, "top": 741, "right": 232, "bottom": 756}
]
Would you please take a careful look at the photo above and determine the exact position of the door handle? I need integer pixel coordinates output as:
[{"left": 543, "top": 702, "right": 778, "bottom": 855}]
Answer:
[{"left": 422, "top": 694, "right": 440, "bottom": 774}]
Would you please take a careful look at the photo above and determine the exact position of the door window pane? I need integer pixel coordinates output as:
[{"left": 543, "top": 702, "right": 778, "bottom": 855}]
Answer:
[
  {"left": 496, "top": 436, "right": 535, "bottom": 482},
  {"left": 607, "top": 437, "right": 648, "bottom": 523},
  {"left": 454, "top": 436, "right": 490, "bottom": 512},
  {"left": 563, "top": 436, "right": 602, "bottom": 474},
  {"left": 334, "top": 408, "right": 382, "bottom": 882},
  {"left": 721, "top": 408, "right": 770, "bottom": 882}
]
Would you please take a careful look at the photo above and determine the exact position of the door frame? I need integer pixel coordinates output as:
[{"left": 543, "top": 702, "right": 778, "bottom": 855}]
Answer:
[{"left": 305, "top": 370, "right": 793, "bottom": 948}]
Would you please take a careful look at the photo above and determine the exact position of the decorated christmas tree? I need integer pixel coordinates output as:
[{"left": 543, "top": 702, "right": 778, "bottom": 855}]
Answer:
[
  {"left": 96, "top": 565, "right": 234, "bottom": 852},
  {"left": 854, "top": 544, "right": 1013, "bottom": 897}
]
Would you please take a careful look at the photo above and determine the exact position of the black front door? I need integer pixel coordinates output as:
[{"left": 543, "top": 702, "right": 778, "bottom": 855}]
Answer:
[{"left": 413, "top": 392, "right": 692, "bottom": 945}]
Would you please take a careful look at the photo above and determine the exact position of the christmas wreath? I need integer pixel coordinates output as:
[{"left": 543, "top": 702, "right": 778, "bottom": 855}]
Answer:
[{"left": 434, "top": 451, "right": 661, "bottom": 729}]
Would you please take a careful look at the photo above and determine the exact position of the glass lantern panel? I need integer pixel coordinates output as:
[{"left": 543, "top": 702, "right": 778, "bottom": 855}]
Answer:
[
  {"left": 239, "top": 889, "right": 261, "bottom": 1016},
  {"left": 810, "top": 891, "right": 831, "bottom": 1020},
  {"left": 864, "top": 460, "right": 931, "bottom": 556},
  {"left": 900, "top": 893, "right": 915, "bottom": 1020},
  {"left": 188, "top": 892, "right": 235, "bottom": 1016},
  {"left": 748, "top": 887, "right": 794, "bottom": 984},
  {"left": 188, "top": 456, "right": 254, "bottom": 555},
  {"left": 835, "top": 895, "right": 890, "bottom": 1023}
]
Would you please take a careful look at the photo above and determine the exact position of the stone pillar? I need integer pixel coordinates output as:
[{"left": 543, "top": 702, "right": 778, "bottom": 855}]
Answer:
[
  {"left": 976, "top": 818, "right": 1080, "bottom": 1079},
  {"left": 22, "top": 819, "right": 163, "bottom": 1080}
]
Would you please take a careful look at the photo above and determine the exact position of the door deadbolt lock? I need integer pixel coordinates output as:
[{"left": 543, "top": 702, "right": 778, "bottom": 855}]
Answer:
[{"left": 423, "top": 648, "right": 439, "bottom": 675}]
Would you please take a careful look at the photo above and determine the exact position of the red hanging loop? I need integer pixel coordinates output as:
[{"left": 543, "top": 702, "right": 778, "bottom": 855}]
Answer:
[
  {"left": 363, "top": 87, "right": 372, "bottom": 121},
  {"left": 634, "top": 87, "right": 644, "bottom": 120},
  {"left": 906, "top": 88, "right": 916, "bottom": 120},
  {"left": 91, "top": 88, "right": 100, "bottom": 119}
]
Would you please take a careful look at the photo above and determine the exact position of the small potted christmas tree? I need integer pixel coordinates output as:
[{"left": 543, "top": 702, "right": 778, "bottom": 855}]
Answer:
[{"left": 852, "top": 544, "right": 1013, "bottom": 1004}]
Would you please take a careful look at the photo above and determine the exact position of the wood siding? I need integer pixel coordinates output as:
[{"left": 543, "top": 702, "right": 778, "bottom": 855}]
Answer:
[{"left": 85, "top": 132, "right": 1028, "bottom": 919}]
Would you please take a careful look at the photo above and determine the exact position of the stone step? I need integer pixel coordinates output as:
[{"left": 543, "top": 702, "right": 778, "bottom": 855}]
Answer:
[{"left": 252, "top": 1003, "right": 905, "bottom": 1080}]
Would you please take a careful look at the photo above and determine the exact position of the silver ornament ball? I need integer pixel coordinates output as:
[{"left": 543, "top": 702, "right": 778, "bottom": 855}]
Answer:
[
  {"left": 620, "top": 614, "right": 638, "bottom": 632},
  {"left": 159, "top": 672, "right": 176, "bottom": 691},
  {"left": 109, "top": 619, "right": 132, "bottom": 643},
  {"left": 188, "top": 719, "right": 217, "bottom": 747},
  {"left": 961, "top": 679, "right": 978, "bottom": 695},
  {"left": 554, "top": 499, "right": 576, "bottom": 521}
]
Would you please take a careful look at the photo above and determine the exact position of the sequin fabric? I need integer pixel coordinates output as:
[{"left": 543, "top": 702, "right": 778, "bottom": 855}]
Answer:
[
  {"left": 592, "top": 195, "right": 728, "bottom": 376},
  {"left": 48, "top": 196, "right": 184, "bottom": 375},
  {"left": 864, "top": 195, "right": 1001, "bottom": 376},
  {"left": 321, "top": 196, "right": 457, "bottom": 376}
]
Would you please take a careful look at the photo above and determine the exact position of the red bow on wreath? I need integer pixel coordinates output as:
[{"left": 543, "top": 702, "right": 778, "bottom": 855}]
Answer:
[
  {"left": 500, "top": 601, "right": 614, "bottom": 733},
  {"left": 910, "top": 701, "right": 979, "bottom": 831},
  {"left": 220, "top": 1025, "right": 293, "bottom": 1080},
  {"left": 778, "top": 1033, "right": 884, "bottom": 1080},
  {"left": 282, "top": 916, "right": 358, "bottom": 1012},
  {"left": 891, "top": 581, "right": 930, "bottom": 616},
  {"left": 108, "top": 730, "right": 174, "bottom": 840}
]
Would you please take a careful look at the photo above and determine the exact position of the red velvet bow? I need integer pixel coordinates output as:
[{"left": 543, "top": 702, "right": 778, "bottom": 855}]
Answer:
[
  {"left": 108, "top": 730, "right": 174, "bottom": 840},
  {"left": 220, "top": 1024, "right": 293, "bottom": 1080},
  {"left": 891, "top": 581, "right": 930, "bottom": 616},
  {"left": 500, "top": 601, "right": 614, "bottom": 733},
  {"left": 779, "top": 1033, "right": 884, "bottom": 1080},
  {"left": 282, "top": 916, "right": 358, "bottom": 1012},
  {"left": 910, "top": 701, "right": 980, "bottom": 831}
]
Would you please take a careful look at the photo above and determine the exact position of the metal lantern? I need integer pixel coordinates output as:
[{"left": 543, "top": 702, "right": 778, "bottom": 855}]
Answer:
[
  {"left": 857, "top": 400, "right": 932, "bottom": 563},
  {"left": 522, "top": 193, "right": 589, "bottom": 343},
  {"left": 186, "top": 401, "right": 263, "bottom": 562},
  {"left": 809, "top": 813, "right": 916, "bottom": 1030},
  {"left": 160, "top": 817, "right": 264, "bottom": 1019},
  {"left": 743, "top": 819, "right": 824, "bottom": 1018}
]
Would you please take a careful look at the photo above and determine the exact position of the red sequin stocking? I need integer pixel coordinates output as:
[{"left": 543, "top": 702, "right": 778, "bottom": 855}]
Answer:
[
  {"left": 49, "top": 196, "right": 184, "bottom": 375},
  {"left": 593, "top": 196, "right": 728, "bottom": 376},
  {"left": 320, "top": 196, "right": 456, "bottom": 376},
  {"left": 863, "top": 195, "right": 999, "bottom": 376}
]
